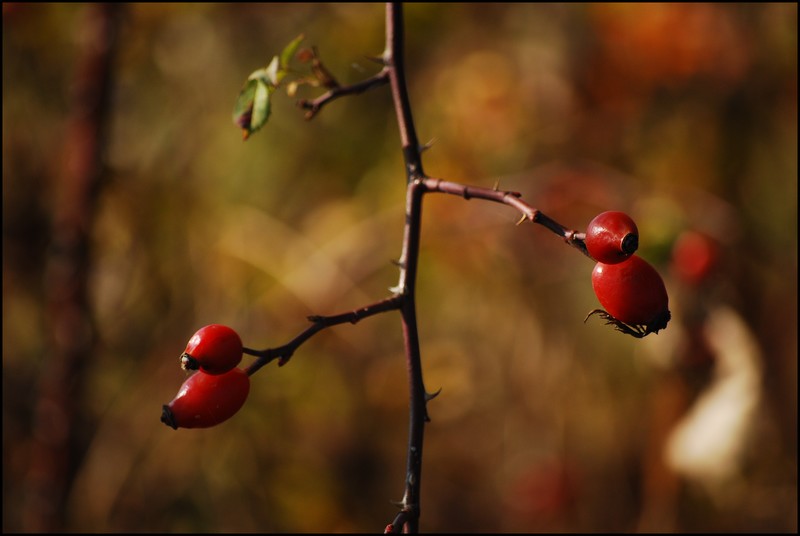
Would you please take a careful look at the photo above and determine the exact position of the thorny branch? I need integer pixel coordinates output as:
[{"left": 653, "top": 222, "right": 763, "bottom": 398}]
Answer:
[
  {"left": 242, "top": 295, "right": 403, "bottom": 375},
  {"left": 246, "top": 2, "right": 592, "bottom": 531},
  {"left": 419, "top": 177, "right": 589, "bottom": 258}
]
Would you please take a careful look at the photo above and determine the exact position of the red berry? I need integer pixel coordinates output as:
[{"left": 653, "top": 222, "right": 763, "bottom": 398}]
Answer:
[
  {"left": 585, "top": 211, "right": 639, "bottom": 264},
  {"left": 180, "top": 324, "right": 243, "bottom": 375},
  {"left": 591, "top": 255, "right": 670, "bottom": 335},
  {"left": 670, "top": 231, "right": 719, "bottom": 286},
  {"left": 161, "top": 368, "right": 250, "bottom": 429}
]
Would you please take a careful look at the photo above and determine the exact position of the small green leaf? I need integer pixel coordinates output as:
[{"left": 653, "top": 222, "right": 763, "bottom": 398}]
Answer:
[
  {"left": 249, "top": 79, "right": 271, "bottom": 134},
  {"left": 231, "top": 33, "right": 305, "bottom": 140},
  {"left": 232, "top": 78, "right": 272, "bottom": 140},
  {"left": 233, "top": 79, "right": 257, "bottom": 126},
  {"left": 264, "top": 56, "right": 280, "bottom": 86},
  {"left": 247, "top": 68, "right": 271, "bottom": 85},
  {"left": 280, "top": 33, "right": 305, "bottom": 70}
]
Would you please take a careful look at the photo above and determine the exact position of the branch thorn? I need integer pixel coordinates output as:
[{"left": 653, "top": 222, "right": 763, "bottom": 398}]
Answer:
[
  {"left": 425, "top": 387, "right": 442, "bottom": 402},
  {"left": 364, "top": 54, "right": 387, "bottom": 66},
  {"left": 419, "top": 137, "right": 437, "bottom": 153},
  {"left": 388, "top": 284, "right": 404, "bottom": 295}
]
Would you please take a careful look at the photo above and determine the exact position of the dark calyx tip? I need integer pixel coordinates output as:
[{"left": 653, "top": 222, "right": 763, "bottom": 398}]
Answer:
[
  {"left": 647, "top": 309, "right": 672, "bottom": 335},
  {"left": 621, "top": 233, "right": 639, "bottom": 255},
  {"left": 161, "top": 405, "right": 178, "bottom": 430},
  {"left": 180, "top": 353, "right": 199, "bottom": 372}
]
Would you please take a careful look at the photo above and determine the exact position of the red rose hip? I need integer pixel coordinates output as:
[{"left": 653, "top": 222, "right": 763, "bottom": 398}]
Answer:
[
  {"left": 590, "top": 255, "right": 670, "bottom": 337},
  {"left": 670, "top": 230, "right": 719, "bottom": 286},
  {"left": 180, "top": 324, "right": 243, "bottom": 375},
  {"left": 585, "top": 211, "right": 639, "bottom": 265},
  {"left": 161, "top": 367, "right": 250, "bottom": 429}
]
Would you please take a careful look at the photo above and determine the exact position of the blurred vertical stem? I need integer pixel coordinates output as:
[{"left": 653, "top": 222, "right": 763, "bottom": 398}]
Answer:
[
  {"left": 24, "top": 3, "right": 122, "bottom": 531},
  {"left": 386, "top": 2, "right": 428, "bottom": 532}
]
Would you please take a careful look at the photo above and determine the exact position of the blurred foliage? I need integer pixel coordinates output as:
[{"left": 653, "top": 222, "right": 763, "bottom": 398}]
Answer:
[{"left": 3, "top": 3, "right": 797, "bottom": 533}]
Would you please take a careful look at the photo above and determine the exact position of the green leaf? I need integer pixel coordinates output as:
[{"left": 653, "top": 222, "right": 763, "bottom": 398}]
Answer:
[
  {"left": 232, "top": 78, "right": 272, "bottom": 140},
  {"left": 264, "top": 56, "right": 280, "bottom": 86},
  {"left": 249, "top": 79, "right": 271, "bottom": 134},
  {"left": 231, "top": 34, "right": 304, "bottom": 140},
  {"left": 247, "top": 67, "right": 271, "bottom": 85},
  {"left": 232, "top": 78, "right": 257, "bottom": 127},
  {"left": 280, "top": 33, "right": 305, "bottom": 70}
]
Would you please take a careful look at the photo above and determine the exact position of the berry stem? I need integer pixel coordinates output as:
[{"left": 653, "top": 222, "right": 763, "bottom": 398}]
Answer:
[
  {"left": 298, "top": 67, "right": 389, "bottom": 119},
  {"left": 419, "top": 177, "right": 590, "bottom": 258},
  {"left": 243, "top": 295, "right": 404, "bottom": 375}
]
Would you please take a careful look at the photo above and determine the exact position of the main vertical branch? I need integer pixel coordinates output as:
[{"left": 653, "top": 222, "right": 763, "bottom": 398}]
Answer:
[
  {"left": 386, "top": 2, "right": 424, "bottom": 181},
  {"left": 385, "top": 2, "right": 428, "bottom": 532}
]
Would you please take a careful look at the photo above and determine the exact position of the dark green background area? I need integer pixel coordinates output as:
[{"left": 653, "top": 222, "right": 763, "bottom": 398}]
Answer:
[{"left": 3, "top": 3, "right": 796, "bottom": 532}]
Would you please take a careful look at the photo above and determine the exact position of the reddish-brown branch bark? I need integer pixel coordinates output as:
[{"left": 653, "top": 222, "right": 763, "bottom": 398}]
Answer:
[
  {"left": 419, "top": 177, "right": 590, "bottom": 257},
  {"left": 243, "top": 295, "right": 404, "bottom": 375},
  {"left": 237, "top": 2, "right": 599, "bottom": 531},
  {"left": 258, "top": 4, "right": 592, "bottom": 531},
  {"left": 297, "top": 68, "right": 390, "bottom": 119}
]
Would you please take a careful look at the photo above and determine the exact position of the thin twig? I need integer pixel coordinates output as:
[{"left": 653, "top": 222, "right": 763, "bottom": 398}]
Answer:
[
  {"left": 420, "top": 177, "right": 591, "bottom": 258},
  {"left": 298, "top": 68, "right": 390, "bottom": 119},
  {"left": 243, "top": 295, "right": 403, "bottom": 375}
]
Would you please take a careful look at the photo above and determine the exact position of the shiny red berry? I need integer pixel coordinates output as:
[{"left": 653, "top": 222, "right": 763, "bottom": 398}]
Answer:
[
  {"left": 585, "top": 211, "right": 639, "bottom": 264},
  {"left": 180, "top": 324, "right": 243, "bottom": 375},
  {"left": 589, "top": 255, "right": 670, "bottom": 337},
  {"left": 161, "top": 367, "right": 250, "bottom": 429}
]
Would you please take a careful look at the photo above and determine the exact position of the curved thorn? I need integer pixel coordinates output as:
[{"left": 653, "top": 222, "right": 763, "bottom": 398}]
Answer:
[
  {"left": 425, "top": 387, "right": 442, "bottom": 402},
  {"left": 364, "top": 54, "right": 387, "bottom": 65},
  {"left": 388, "top": 284, "right": 404, "bottom": 295},
  {"left": 419, "top": 137, "right": 437, "bottom": 153}
]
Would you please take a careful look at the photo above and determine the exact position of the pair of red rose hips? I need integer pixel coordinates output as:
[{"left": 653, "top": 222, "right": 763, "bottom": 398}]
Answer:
[
  {"left": 584, "top": 211, "right": 671, "bottom": 338},
  {"left": 161, "top": 325, "right": 250, "bottom": 430}
]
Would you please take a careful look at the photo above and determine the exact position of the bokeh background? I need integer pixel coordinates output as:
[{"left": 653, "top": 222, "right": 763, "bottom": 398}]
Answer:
[{"left": 3, "top": 3, "right": 797, "bottom": 533}]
